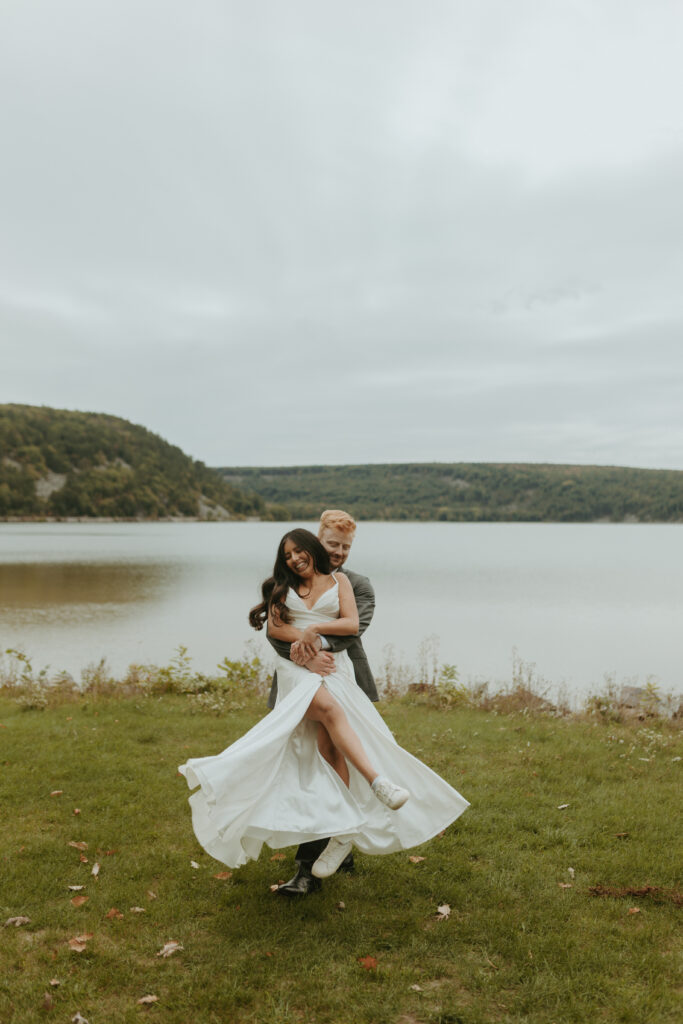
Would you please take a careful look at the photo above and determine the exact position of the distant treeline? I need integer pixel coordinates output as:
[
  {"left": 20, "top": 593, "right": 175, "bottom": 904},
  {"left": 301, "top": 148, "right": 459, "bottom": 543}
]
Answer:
[
  {"left": 0, "top": 405, "right": 264, "bottom": 520},
  {"left": 4, "top": 404, "right": 681, "bottom": 523},
  {"left": 217, "top": 462, "right": 683, "bottom": 522}
]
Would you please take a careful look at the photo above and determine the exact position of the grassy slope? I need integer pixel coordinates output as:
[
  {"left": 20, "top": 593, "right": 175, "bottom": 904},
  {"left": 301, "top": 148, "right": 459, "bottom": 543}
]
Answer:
[{"left": 1, "top": 695, "right": 680, "bottom": 1024}]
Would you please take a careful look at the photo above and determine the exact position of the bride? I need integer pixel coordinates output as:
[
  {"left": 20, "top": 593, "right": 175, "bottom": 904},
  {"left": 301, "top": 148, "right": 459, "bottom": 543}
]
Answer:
[{"left": 178, "top": 529, "right": 468, "bottom": 879}]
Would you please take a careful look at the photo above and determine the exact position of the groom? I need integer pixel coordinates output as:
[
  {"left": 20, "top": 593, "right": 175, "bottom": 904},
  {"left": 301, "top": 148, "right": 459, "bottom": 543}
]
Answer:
[{"left": 267, "top": 508, "right": 378, "bottom": 896}]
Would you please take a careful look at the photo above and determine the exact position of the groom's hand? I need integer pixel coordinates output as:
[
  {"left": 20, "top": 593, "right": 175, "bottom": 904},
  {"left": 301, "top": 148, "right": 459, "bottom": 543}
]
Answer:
[
  {"left": 291, "top": 637, "right": 322, "bottom": 665},
  {"left": 305, "top": 651, "right": 335, "bottom": 676}
]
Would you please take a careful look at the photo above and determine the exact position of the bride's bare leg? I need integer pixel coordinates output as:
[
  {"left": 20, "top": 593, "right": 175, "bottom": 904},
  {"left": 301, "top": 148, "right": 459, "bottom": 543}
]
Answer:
[
  {"left": 305, "top": 687, "right": 378, "bottom": 785},
  {"left": 317, "top": 724, "right": 350, "bottom": 786}
]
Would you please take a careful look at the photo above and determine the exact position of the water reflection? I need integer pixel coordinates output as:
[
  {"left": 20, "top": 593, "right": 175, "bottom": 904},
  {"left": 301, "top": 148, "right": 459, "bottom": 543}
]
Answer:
[
  {"left": 0, "top": 561, "right": 179, "bottom": 616},
  {"left": 0, "top": 522, "right": 681, "bottom": 696}
]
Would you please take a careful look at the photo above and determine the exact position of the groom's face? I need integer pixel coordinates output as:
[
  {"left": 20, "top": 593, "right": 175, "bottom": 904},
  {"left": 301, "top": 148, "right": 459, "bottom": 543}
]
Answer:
[{"left": 318, "top": 527, "right": 354, "bottom": 569}]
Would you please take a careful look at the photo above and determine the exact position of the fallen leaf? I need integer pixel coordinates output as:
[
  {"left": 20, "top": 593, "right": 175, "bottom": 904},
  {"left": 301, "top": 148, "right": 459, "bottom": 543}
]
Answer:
[
  {"left": 336, "top": 901, "right": 346, "bottom": 911},
  {"left": 212, "top": 871, "right": 232, "bottom": 880},
  {"left": 71, "top": 895, "right": 88, "bottom": 907},
  {"left": 68, "top": 841, "right": 88, "bottom": 851},
  {"left": 79, "top": 855, "right": 88, "bottom": 864},
  {"left": 270, "top": 852, "right": 286, "bottom": 861},
  {"left": 156, "top": 940, "right": 183, "bottom": 958},
  {"left": 68, "top": 885, "right": 85, "bottom": 892},
  {"left": 269, "top": 884, "right": 279, "bottom": 892},
  {"left": 557, "top": 804, "right": 570, "bottom": 810},
  {"left": 42, "top": 992, "right": 54, "bottom": 1011},
  {"left": 4, "top": 916, "right": 30, "bottom": 927},
  {"left": 408, "top": 855, "right": 426, "bottom": 864},
  {"left": 49, "top": 979, "right": 61, "bottom": 987},
  {"left": 137, "top": 994, "right": 159, "bottom": 1005},
  {"left": 628, "top": 907, "right": 641, "bottom": 915},
  {"left": 558, "top": 883, "right": 573, "bottom": 889},
  {"left": 72, "top": 1014, "right": 90, "bottom": 1024},
  {"left": 190, "top": 860, "right": 199, "bottom": 869},
  {"left": 435, "top": 903, "right": 451, "bottom": 920},
  {"left": 91, "top": 862, "right": 100, "bottom": 879},
  {"left": 147, "top": 890, "right": 157, "bottom": 900},
  {"left": 73, "top": 808, "right": 81, "bottom": 815},
  {"left": 105, "top": 908, "right": 123, "bottom": 920},
  {"left": 50, "top": 790, "right": 63, "bottom": 797},
  {"left": 437, "top": 830, "right": 445, "bottom": 838},
  {"left": 358, "top": 955, "right": 378, "bottom": 970},
  {"left": 103, "top": 849, "right": 117, "bottom": 856},
  {"left": 615, "top": 832, "right": 630, "bottom": 839},
  {"left": 130, "top": 906, "right": 146, "bottom": 913},
  {"left": 68, "top": 933, "right": 93, "bottom": 952},
  {"left": 410, "top": 984, "right": 423, "bottom": 991}
]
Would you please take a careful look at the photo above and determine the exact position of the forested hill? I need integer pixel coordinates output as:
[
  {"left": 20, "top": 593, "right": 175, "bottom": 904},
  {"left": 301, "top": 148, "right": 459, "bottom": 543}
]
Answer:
[
  {"left": 217, "top": 462, "right": 683, "bottom": 523},
  {"left": 0, "top": 405, "right": 264, "bottom": 520},
  {"left": 4, "top": 405, "right": 681, "bottom": 522}
]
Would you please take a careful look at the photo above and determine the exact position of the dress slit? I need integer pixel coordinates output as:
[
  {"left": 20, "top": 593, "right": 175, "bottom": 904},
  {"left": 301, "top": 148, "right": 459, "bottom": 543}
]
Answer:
[{"left": 178, "top": 584, "right": 469, "bottom": 868}]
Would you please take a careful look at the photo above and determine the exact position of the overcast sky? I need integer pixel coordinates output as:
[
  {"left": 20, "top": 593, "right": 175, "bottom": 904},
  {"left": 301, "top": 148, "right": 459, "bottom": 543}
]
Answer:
[{"left": 2, "top": 0, "right": 682, "bottom": 469}]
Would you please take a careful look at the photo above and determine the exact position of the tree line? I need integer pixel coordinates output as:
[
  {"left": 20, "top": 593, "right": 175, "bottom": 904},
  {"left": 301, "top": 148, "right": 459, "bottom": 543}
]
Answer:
[
  {"left": 218, "top": 461, "right": 683, "bottom": 522},
  {"left": 4, "top": 405, "right": 680, "bottom": 522}
]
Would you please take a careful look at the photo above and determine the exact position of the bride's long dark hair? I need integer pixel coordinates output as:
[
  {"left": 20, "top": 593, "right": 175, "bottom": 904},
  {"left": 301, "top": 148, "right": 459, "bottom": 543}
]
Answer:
[{"left": 248, "top": 528, "right": 331, "bottom": 631}]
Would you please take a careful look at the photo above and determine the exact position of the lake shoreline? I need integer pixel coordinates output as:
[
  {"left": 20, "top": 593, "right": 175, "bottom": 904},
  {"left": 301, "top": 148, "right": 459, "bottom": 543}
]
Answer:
[
  {"left": 2, "top": 645, "right": 680, "bottom": 719},
  {"left": 2, "top": 515, "right": 682, "bottom": 525}
]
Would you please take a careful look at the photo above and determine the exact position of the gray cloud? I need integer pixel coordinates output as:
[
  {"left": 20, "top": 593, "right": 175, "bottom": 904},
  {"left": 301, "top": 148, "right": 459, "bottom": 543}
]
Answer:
[{"left": 2, "top": 0, "right": 682, "bottom": 468}]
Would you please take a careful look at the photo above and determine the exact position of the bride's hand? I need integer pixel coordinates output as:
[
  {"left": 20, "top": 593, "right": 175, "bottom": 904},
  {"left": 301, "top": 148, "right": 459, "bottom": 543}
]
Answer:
[{"left": 291, "top": 640, "right": 309, "bottom": 665}]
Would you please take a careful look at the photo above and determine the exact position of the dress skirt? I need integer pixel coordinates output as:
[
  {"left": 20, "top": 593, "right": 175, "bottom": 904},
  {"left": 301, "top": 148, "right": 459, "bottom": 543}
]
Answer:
[{"left": 178, "top": 649, "right": 469, "bottom": 869}]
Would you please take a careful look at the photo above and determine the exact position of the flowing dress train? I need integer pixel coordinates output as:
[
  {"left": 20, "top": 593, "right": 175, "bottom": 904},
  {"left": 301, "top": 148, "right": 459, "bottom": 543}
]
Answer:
[{"left": 178, "top": 579, "right": 469, "bottom": 867}]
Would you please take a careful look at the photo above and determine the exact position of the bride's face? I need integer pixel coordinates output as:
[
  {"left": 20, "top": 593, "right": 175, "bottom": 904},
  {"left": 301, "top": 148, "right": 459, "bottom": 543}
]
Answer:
[{"left": 283, "top": 538, "right": 315, "bottom": 579}]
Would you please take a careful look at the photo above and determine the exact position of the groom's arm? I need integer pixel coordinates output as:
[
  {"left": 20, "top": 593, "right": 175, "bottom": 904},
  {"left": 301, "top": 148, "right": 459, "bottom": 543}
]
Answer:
[
  {"left": 267, "top": 630, "right": 335, "bottom": 672},
  {"left": 323, "top": 574, "right": 375, "bottom": 653},
  {"left": 266, "top": 630, "right": 293, "bottom": 661}
]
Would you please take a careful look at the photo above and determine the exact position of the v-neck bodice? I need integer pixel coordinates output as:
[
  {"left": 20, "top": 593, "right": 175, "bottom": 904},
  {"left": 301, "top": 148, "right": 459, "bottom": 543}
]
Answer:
[{"left": 285, "top": 577, "right": 340, "bottom": 627}]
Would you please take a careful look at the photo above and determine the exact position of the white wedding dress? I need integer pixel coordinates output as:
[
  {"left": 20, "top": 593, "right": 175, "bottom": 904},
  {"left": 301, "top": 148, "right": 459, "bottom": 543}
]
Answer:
[{"left": 178, "top": 577, "right": 469, "bottom": 868}]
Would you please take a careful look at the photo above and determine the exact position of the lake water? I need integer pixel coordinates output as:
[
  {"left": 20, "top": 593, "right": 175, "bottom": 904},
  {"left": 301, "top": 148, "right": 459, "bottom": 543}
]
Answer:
[{"left": 0, "top": 522, "right": 681, "bottom": 702}]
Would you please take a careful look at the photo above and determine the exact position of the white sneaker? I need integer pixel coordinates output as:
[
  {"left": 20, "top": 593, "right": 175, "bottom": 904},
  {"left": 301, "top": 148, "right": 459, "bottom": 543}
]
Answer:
[
  {"left": 311, "top": 837, "right": 354, "bottom": 879},
  {"left": 371, "top": 776, "right": 410, "bottom": 810}
]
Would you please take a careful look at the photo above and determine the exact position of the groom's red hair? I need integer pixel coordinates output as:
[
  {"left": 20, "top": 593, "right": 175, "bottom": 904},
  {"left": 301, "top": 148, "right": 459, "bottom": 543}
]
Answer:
[{"left": 319, "top": 509, "right": 356, "bottom": 535}]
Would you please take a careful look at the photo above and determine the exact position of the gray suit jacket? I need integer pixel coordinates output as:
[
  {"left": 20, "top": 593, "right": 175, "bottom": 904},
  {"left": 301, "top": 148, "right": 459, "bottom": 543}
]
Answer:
[{"left": 266, "top": 568, "right": 378, "bottom": 708}]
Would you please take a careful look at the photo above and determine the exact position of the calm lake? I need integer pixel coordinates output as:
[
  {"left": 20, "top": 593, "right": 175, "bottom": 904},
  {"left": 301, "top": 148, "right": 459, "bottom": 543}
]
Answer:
[{"left": 0, "top": 522, "right": 681, "bottom": 702}]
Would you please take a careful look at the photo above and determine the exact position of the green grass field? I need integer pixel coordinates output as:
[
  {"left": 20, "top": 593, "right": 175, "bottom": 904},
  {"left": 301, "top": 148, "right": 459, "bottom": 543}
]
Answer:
[{"left": 1, "top": 693, "right": 680, "bottom": 1024}]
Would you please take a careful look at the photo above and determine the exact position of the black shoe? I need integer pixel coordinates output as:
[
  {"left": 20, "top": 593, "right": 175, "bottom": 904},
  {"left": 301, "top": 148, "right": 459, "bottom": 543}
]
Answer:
[
  {"left": 274, "top": 863, "right": 321, "bottom": 896},
  {"left": 338, "top": 852, "right": 355, "bottom": 874}
]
